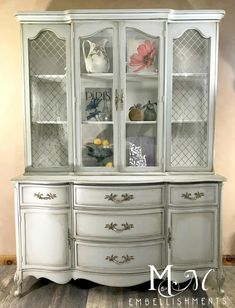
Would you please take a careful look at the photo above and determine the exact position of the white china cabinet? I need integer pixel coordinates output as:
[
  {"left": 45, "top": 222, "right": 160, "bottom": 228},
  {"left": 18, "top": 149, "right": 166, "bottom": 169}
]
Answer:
[{"left": 13, "top": 9, "right": 225, "bottom": 296}]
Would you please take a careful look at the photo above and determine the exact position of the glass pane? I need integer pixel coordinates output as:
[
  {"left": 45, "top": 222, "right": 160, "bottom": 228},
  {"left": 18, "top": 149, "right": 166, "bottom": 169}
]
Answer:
[
  {"left": 173, "top": 29, "right": 209, "bottom": 74},
  {"left": 79, "top": 28, "right": 114, "bottom": 169},
  {"left": 126, "top": 78, "right": 158, "bottom": 122},
  {"left": 125, "top": 28, "right": 159, "bottom": 168},
  {"left": 31, "top": 124, "right": 68, "bottom": 167},
  {"left": 171, "top": 122, "right": 208, "bottom": 168},
  {"left": 81, "top": 81, "right": 113, "bottom": 122},
  {"left": 29, "top": 30, "right": 68, "bottom": 168},
  {"left": 170, "top": 29, "right": 210, "bottom": 168},
  {"left": 126, "top": 29, "right": 158, "bottom": 74},
  {"left": 82, "top": 124, "right": 113, "bottom": 168},
  {"left": 80, "top": 29, "right": 113, "bottom": 74},
  {"left": 126, "top": 124, "right": 157, "bottom": 167}
]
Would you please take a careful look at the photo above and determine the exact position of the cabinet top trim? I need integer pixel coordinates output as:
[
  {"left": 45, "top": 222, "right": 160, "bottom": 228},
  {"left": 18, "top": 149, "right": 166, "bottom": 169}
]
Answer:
[
  {"left": 15, "top": 9, "right": 225, "bottom": 23},
  {"left": 12, "top": 173, "right": 226, "bottom": 184}
]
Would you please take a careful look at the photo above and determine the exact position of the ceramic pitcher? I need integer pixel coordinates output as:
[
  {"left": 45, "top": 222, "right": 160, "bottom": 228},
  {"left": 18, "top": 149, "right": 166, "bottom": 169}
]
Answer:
[{"left": 82, "top": 39, "right": 110, "bottom": 73}]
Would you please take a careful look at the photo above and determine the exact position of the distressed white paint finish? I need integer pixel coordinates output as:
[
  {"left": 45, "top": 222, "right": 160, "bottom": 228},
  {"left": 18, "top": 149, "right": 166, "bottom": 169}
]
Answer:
[
  {"left": 74, "top": 209, "right": 164, "bottom": 239},
  {"left": 169, "top": 207, "right": 217, "bottom": 269},
  {"left": 20, "top": 184, "right": 69, "bottom": 207},
  {"left": 13, "top": 9, "right": 225, "bottom": 296},
  {"left": 12, "top": 173, "right": 226, "bottom": 183},
  {"left": 15, "top": 9, "right": 225, "bottom": 23},
  {"left": 14, "top": 180, "right": 223, "bottom": 291},
  {"left": 74, "top": 185, "right": 164, "bottom": 206},
  {"left": 21, "top": 208, "right": 71, "bottom": 270},
  {"left": 75, "top": 240, "right": 165, "bottom": 272},
  {"left": 169, "top": 183, "right": 218, "bottom": 206}
]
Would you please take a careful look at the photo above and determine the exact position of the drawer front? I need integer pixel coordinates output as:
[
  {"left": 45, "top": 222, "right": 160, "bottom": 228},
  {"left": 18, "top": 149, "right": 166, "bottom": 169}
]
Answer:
[
  {"left": 20, "top": 184, "right": 69, "bottom": 207},
  {"left": 169, "top": 184, "right": 218, "bottom": 206},
  {"left": 74, "top": 185, "right": 163, "bottom": 207},
  {"left": 74, "top": 209, "right": 164, "bottom": 239},
  {"left": 76, "top": 241, "right": 164, "bottom": 272}
]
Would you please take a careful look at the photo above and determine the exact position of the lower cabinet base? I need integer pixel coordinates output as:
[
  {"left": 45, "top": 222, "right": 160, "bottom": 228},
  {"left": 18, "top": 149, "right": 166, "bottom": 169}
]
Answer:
[
  {"left": 14, "top": 267, "right": 225, "bottom": 296},
  {"left": 14, "top": 179, "right": 225, "bottom": 297}
]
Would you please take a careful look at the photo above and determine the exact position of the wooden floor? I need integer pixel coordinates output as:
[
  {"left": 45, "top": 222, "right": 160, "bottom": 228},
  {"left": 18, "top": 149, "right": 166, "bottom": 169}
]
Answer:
[{"left": 0, "top": 266, "right": 234, "bottom": 308}]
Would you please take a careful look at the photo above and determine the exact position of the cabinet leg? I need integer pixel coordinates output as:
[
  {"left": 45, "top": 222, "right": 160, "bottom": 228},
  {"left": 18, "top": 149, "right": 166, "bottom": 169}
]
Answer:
[
  {"left": 14, "top": 271, "right": 23, "bottom": 297},
  {"left": 216, "top": 268, "right": 225, "bottom": 296}
]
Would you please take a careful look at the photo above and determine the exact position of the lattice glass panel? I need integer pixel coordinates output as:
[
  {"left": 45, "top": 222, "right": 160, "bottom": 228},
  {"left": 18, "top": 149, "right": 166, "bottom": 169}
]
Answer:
[
  {"left": 31, "top": 124, "right": 68, "bottom": 168},
  {"left": 172, "top": 78, "right": 208, "bottom": 122},
  {"left": 173, "top": 29, "right": 209, "bottom": 74},
  {"left": 29, "top": 30, "right": 68, "bottom": 168},
  {"left": 31, "top": 77, "right": 67, "bottom": 122},
  {"left": 170, "top": 29, "right": 210, "bottom": 169},
  {"left": 171, "top": 123, "right": 208, "bottom": 167},
  {"left": 29, "top": 31, "right": 66, "bottom": 75}
]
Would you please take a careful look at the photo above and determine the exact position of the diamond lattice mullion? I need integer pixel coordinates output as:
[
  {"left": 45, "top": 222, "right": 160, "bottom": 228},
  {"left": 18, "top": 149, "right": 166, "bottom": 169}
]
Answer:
[
  {"left": 29, "top": 30, "right": 68, "bottom": 168},
  {"left": 171, "top": 29, "right": 209, "bottom": 168}
]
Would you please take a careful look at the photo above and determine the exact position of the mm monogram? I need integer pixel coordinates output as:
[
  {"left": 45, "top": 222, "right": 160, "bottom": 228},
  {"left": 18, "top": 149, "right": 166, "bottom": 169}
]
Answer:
[{"left": 148, "top": 265, "right": 214, "bottom": 297}]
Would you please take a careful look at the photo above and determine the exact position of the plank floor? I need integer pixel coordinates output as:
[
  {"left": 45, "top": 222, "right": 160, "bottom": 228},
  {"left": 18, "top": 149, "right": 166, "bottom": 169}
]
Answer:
[{"left": 0, "top": 266, "right": 234, "bottom": 308}]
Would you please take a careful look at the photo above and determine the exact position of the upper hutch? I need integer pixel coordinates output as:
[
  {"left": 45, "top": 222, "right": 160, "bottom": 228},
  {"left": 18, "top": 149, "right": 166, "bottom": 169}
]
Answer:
[{"left": 13, "top": 9, "right": 225, "bottom": 296}]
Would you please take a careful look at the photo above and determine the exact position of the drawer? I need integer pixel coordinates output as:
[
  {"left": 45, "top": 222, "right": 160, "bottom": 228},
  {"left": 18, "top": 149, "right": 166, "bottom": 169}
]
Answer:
[
  {"left": 74, "top": 185, "right": 163, "bottom": 207},
  {"left": 75, "top": 240, "right": 165, "bottom": 272},
  {"left": 20, "top": 184, "right": 69, "bottom": 207},
  {"left": 169, "top": 184, "right": 218, "bottom": 206},
  {"left": 74, "top": 209, "right": 164, "bottom": 239}
]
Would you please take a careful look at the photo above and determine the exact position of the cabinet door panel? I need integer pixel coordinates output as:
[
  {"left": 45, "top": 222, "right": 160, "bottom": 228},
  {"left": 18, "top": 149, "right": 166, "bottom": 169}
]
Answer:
[
  {"left": 21, "top": 209, "right": 71, "bottom": 269},
  {"left": 23, "top": 25, "right": 73, "bottom": 171},
  {"left": 120, "top": 22, "right": 164, "bottom": 171},
  {"left": 74, "top": 22, "right": 118, "bottom": 171},
  {"left": 166, "top": 23, "right": 216, "bottom": 171},
  {"left": 169, "top": 208, "right": 217, "bottom": 268}
]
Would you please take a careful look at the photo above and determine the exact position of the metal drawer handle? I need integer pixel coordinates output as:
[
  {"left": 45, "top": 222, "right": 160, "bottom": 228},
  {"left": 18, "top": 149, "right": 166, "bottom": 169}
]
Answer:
[
  {"left": 105, "top": 222, "right": 134, "bottom": 232},
  {"left": 34, "top": 192, "right": 57, "bottom": 200},
  {"left": 104, "top": 193, "right": 134, "bottom": 203},
  {"left": 105, "top": 254, "right": 134, "bottom": 264},
  {"left": 181, "top": 191, "right": 204, "bottom": 201}
]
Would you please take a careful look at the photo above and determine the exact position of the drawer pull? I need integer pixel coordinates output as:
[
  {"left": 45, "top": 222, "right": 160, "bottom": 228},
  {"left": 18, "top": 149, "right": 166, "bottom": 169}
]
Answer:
[
  {"left": 105, "top": 222, "right": 134, "bottom": 232},
  {"left": 181, "top": 192, "right": 204, "bottom": 201},
  {"left": 34, "top": 192, "right": 57, "bottom": 200},
  {"left": 104, "top": 193, "right": 134, "bottom": 203},
  {"left": 105, "top": 254, "right": 134, "bottom": 264}
]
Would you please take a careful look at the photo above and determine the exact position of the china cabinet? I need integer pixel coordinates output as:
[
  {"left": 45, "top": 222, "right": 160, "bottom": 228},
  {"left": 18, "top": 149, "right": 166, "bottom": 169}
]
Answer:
[{"left": 13, "top": 9, "right": 225, "bottom": 296}]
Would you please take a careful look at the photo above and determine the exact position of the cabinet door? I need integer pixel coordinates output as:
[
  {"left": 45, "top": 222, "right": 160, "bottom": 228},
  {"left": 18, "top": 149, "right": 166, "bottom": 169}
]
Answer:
[
  {"left": 166, "top": 23, "right": 217, "bottom": 171},
  {"left": 74, "top": 22, "right": 118, "bottom": 171},
  {"left": 21, "top": 209, "right": 71, "bottom": 269},
  {"left": 120, "top": 22, "right": 164, "bottom": 171},
  {"left": 23, "top": 25, "right": 73, "bottom": 171},
  {"left": 169, "top": 208, "right": 217, "bottom": 268}
]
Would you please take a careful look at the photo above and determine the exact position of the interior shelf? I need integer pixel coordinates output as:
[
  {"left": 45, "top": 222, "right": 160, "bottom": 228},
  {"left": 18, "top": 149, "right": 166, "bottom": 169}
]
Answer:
[
  {"left": 126, "top": 72, "right": 158, "bottom": 80},
  {"left": 81, "top": 73, "right": 113, "bottom": 80},
  {"left": 32, "top": 74, "right": 66, "bottom": 81},
  {"left": 82, "top": 121, "right": 114, "bottom": 125},
  {"left": 33, "top": 121, "right": 68, "bottom": 124},
  {"left": 126, "top": 121, "right": 157, "bottom": 124},
  {"left": 171, "top": 120, "right": 207, "bottom": 124},
  {"left": 172, "top": 73, "right": 208, "bottom": 78}
]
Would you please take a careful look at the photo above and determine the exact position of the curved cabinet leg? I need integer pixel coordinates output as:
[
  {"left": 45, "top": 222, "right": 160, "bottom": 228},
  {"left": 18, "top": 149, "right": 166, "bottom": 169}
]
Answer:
[
  {"left": 14, "top": 271, "right": 23, "bottom": 297},
  {"left": 216, "top": 268, "right": 225, "bottom": 296}
]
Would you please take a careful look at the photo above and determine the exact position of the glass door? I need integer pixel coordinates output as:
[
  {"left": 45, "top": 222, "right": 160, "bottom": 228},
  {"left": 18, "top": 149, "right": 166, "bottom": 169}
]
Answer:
[
  {"left": 75, "top": 22, "right": 118, "bottom": 171},
  {"left": 120, "top": 22, "right": 164, "bottom": 171},
  {"left": 167, "top": 23, "right": 216, "bottom": 171},
  {"left": 26, "top": 25, "right": 72, "bottom": 171}
]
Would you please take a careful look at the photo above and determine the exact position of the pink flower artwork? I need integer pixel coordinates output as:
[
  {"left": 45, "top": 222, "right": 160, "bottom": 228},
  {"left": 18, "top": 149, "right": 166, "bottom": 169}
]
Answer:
[{"left": 128, "top": 40, "right": 157, "bottom": 73}]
